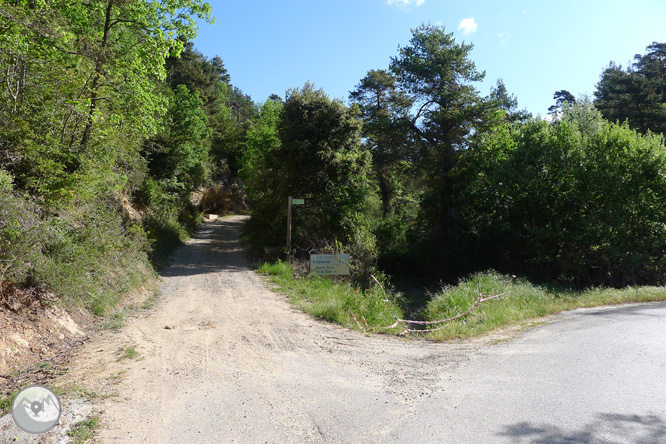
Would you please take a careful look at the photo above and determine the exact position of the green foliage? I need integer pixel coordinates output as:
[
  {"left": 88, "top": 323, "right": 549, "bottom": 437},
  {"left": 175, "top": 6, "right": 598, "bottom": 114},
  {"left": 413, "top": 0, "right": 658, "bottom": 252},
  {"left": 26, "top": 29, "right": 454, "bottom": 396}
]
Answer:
[
  {"left": 148, "top": 84, "right": 212, "bottom": 198},
  {"left": 116, "top": 345, "right": 138, "bottom": 361},
  {"left": 258, "top": 261, "right": 403, "bottom": 329},
  {"left": 216, "top": 86, "right": 258, "bottom": 174},
  {"left": 425, "top": 271, "right": 666, "bottom": 340},
  {"left": 0, "top": 1, "right": 215, "bottom": 317},
  {"left": 246, "top": 83, "right": 376, "bottom": 278},
  {"left": 68, "top": 417, "right": 100, "bottom": 444},
  {"left": 383, "top": 24, "right": 498, "bottom": 276},
  {"left": 548, "top": 89, "right": 576, "bottom": 115},
  {"left": 240, "top": 98, "right": 283, "bottom": 184},
  {"left": 461, "top": 102, "right": 666, "bottom": 287},
  {"left": 0, "top": 191, "right": 152, "bottom": 311},
  {"left": 595, "top": 42, "right": 666, "bottom": 135},
  {"left": 258, "top": 260, "right": 293, "bottom": 280},
  {"left": 0, "top": 169, "right": 13, "bottom": 191}
]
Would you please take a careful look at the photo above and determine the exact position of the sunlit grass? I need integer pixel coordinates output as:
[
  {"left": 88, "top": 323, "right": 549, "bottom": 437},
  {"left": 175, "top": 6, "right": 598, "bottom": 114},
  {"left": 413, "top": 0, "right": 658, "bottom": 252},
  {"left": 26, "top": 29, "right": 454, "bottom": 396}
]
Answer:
[
  {"left": 425, "top": 271, "right": 666, "bottom": 340},
  {"left": 258, "top": 261, "right": 403, "bottom": 330},
  {"left": 261, "top": 263, "right": 666, "bottom": 341}
]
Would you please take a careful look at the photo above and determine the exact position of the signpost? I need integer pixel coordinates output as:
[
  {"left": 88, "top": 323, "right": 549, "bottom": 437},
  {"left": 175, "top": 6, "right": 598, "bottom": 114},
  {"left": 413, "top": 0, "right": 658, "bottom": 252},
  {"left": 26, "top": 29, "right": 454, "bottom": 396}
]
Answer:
[
  {"left": 286, "top": 196, "right": 304, "bottom": 252},
  {"left": 310, "top": 254, "right": 351, "bottom": 276}
]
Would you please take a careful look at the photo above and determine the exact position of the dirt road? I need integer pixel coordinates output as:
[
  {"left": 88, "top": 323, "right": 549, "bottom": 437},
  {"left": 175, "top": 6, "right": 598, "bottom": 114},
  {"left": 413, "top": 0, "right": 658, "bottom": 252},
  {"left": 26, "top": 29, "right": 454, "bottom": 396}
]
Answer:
[
  {"left": 8, "top": 215, "right": 663, "bottom": 443},
  {"left": 85, "top": 215, "right": 479, "bottom": 443}
]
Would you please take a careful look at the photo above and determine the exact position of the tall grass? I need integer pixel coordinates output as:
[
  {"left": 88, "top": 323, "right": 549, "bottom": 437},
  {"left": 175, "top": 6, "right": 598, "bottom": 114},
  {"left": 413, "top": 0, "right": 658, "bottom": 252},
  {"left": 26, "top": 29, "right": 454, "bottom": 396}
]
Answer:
[
  {"left": 260, "top": 263, "right": 666, "bottom": 341},
  {"left": 425, "top": 271, "right": 666, "bottom": 340},
  {"left": 258, "top": 261, "right": 403, "bottom": 330}
]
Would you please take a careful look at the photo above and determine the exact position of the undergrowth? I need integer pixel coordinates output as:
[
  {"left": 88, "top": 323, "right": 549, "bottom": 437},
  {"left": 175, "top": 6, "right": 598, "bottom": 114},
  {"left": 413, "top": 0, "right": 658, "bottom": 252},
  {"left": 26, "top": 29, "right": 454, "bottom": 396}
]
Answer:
[
  {"left": 258, "top": 261, "right": 403, "bottom": 330},
  {"left": 425, "top": 271, "right": 666, "bottom": 340},
  {"left": 260, "top": 262, "right": 666, "bottom": 341}
]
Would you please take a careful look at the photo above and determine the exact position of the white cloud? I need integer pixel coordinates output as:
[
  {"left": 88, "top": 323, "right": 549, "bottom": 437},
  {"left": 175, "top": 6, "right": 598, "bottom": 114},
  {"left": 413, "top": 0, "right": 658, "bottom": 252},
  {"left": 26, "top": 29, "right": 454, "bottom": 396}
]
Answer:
[
  {"left": 499, "top": 31, "right": 511, "bottom": 46},
  {"left": 387, "top": 0, "right": 425, "bottom": 8},
  {"left": 458, "top": 18, "right": 478, "bottom": 34}
]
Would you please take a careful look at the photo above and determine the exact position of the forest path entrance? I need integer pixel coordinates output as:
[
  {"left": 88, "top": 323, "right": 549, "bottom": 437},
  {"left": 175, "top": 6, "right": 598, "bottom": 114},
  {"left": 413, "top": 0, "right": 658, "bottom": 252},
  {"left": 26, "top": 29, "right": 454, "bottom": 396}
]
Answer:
[{"left": 84, "top": 215, "right": 478, "bottom": 443}]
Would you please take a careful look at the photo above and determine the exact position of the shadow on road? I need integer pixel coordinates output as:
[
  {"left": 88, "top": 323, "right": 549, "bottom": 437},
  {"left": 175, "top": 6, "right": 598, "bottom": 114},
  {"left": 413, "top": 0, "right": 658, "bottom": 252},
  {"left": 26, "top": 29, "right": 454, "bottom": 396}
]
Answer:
[
  {"left": 161, "top": 217, "right": 251, "bottom": 278},
  {"left": 499, "top": 413, "right": 666, "bottom": 443}
]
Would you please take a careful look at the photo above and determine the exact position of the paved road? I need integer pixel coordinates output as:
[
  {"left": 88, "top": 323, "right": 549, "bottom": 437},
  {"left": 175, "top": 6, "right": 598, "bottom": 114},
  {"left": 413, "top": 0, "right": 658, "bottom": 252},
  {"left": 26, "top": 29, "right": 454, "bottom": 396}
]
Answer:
[
  {"left": 59, "top": 216, "right": 666, "bottom": 443},
  {"left": 392, "top": 303, "right": 666, "bottom": 443}
]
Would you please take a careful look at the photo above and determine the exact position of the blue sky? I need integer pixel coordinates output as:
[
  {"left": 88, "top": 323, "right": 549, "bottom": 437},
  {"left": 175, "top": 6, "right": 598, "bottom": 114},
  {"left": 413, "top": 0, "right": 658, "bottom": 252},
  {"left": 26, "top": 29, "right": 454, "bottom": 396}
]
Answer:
[{"left": 193, "top": 0, "right": 666, "bottom": 117}]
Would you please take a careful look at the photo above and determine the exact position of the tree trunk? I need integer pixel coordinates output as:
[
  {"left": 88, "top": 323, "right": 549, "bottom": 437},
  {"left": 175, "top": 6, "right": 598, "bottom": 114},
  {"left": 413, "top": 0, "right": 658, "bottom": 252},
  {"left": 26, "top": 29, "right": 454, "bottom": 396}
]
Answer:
[{"left": 80, "top": 0, "right": 114, "bottom": 152}]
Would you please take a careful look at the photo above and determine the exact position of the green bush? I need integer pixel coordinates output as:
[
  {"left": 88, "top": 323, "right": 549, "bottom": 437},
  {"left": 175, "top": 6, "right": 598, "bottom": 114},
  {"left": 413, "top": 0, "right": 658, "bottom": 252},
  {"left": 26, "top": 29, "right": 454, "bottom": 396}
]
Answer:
[
  {"left": 461, "top": 102, "right": 666, "bottom": 287},
  {"left": 0, "top": 191, "right": 152, "bottom": 313}
]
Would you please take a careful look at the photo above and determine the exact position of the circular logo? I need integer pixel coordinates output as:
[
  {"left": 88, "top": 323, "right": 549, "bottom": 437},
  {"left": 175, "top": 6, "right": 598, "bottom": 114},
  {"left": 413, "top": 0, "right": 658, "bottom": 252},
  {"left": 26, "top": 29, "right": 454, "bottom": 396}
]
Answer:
[{"left": 11, "top": 385, "right": 62, "bottom": 434}]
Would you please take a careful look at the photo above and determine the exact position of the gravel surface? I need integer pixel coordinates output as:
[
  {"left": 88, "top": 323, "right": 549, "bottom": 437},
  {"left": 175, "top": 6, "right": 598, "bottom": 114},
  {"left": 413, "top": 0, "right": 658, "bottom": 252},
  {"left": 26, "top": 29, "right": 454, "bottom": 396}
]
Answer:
[
  {"left": 13, "top": 215, "right": 663, "bottom": 443},
  {"left": 92, "top": 216, "right": 479, "bottom": 443}
]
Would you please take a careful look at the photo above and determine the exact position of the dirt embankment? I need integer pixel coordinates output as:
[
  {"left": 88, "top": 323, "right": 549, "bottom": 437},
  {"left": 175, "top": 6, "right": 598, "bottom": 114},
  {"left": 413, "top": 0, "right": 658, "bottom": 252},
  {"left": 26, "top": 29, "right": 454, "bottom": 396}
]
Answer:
[{"left": 0, "top": 282, "right": 89, "bottom": 383}]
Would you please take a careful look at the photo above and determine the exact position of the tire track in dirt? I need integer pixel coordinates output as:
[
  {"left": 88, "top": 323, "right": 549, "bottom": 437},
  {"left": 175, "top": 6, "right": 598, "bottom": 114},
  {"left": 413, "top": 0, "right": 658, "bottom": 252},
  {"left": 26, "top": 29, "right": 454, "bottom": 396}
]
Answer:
[{"left": 68, "top": 215, "right": 484, "bottom": 443}]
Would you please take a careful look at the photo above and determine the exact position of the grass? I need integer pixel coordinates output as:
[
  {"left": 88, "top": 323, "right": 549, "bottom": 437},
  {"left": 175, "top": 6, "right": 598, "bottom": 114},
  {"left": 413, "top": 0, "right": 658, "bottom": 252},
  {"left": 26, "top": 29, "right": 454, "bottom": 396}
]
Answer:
[
  {"left": 68, "top": 417, "right": 99, "bottom": 443},
  {"left": 116, "top": 345, "right": 138, "bottom": 361},
  {"left": 99, "top": 286, "right": 160, "bottom": 331},
  {"left": 425, "top": 271, "right": 666, "bottom": 340},
  {"left": 106, "top": 370, "right": 127, "bottom": 384},
  {"left": 0, "top": 388, "right": 18, "bottom": 415},
  {"left": 260, "top": 262, "right": 666, "bottom": 341},
  {"left": 258, "top": 261, "right": 404, "bottom": 330}
]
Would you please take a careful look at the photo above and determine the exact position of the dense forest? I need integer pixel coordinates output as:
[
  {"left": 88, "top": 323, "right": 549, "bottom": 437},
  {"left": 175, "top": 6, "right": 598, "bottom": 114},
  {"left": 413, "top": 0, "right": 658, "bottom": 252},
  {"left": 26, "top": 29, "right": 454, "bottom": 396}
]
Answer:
[{"left": 2, "top": 1, "right": 666, "bottom": 317}]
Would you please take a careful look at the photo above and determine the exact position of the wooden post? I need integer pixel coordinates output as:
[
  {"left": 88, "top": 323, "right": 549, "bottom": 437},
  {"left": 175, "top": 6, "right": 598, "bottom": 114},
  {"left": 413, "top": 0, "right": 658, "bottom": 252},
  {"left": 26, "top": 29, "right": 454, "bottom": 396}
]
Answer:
[{"left": 286, "top": 195, "right": 292, "bottom": 252}]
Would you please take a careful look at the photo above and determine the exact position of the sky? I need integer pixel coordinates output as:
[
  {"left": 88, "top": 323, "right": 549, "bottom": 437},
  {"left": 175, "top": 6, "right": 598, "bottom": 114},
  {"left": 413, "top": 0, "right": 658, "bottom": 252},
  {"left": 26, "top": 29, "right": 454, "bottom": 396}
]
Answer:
[{"left": 192, "top": 0, "right": 666, "bottom": 117}]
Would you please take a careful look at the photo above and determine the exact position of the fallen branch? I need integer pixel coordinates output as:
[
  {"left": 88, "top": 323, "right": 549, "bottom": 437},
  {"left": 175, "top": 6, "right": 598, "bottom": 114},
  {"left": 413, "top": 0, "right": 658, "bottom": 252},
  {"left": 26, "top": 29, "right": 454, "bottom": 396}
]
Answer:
[{"left": 350, "top": 287, "right": 511, "bottom": 335}]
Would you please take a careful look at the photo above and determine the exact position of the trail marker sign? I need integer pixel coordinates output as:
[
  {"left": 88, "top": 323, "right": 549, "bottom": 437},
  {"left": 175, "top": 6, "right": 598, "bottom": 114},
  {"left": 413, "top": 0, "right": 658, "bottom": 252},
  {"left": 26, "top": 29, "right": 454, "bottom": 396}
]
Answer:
[
  {"left": 291, "top": 198, "right": 304, "bottom": 205},
  {"left": 310, "top": 254, "right": 351, "bottom": 276}
]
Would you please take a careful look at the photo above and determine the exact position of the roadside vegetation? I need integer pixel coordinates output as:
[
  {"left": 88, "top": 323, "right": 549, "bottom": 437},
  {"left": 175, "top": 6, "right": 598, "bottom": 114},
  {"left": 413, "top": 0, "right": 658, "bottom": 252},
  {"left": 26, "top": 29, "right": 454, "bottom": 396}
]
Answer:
[
  {"left": 251, "top": 29, "right": 666, "bottom": 339},
  {"left": 259, "top": 261, "right": 403, "bottom": 330},
  {"left": 261, "top": 264, "right": 666, "bottom": 340},
  {"left": 0, "top": 1, "right": 255, "bottom": 318},
  {"left": 2, "top": 2, "right": 666, "bottom": 346}
]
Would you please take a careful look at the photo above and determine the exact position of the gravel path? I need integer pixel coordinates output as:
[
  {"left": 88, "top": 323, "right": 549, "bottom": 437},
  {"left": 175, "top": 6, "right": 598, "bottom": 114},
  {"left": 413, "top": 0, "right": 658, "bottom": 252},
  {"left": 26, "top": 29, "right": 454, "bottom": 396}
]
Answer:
[
  {"left": 5, "top": 215, "right": 664, "bottom": 443},
  {"left": 93, "top": 215, "right": 478, "bottom": 443}
]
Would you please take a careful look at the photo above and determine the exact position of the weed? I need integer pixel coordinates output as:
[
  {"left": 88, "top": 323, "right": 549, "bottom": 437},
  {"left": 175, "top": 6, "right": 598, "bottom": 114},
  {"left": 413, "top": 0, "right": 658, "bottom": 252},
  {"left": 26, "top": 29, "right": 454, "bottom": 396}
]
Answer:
[
  {"left": 106, "top": 370, "right": 127, "bottom": 384},
  {"left": 261, "top": 263, "right": 666, "bottom": 341},
  {"left": 57, "top": 382, "right": 117, "bottom": 401},
  {"left": 0, "top": 389, "right": 18, "bottom": 415},
  {"left": 259, "top": 261, "right": 403, "bottom": 330},
  {"left": 116, "top": 345, "right": 138, "bottom": 361},
  {"left": 68, "top": 417, "right": 99, "bottom": 443},
  {"left": 100, "top": 311, "right": 126, "bottom": 331}
]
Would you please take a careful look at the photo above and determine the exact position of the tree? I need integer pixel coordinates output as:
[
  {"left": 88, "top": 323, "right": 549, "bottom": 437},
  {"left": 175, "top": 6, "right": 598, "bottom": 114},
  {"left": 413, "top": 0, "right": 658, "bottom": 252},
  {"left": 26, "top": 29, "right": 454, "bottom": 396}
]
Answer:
[
  {"left": 147, "top": 84, "right": 211, "bottom": 200},
  {"left": 0, "top": 0, "right": 213, "bottom": 199},
  {"left": 461, "top": 102, "right": 666, "bottom": 287},
  {"left": 241, "top": 97, "right": 283, "bottom": 186},
  {"left": 595, "top": 42, "right": 666, "bottom": 135},
  {"left": 246, "top": 83, "right": 373, "bottom": 255},
  {"left": 388, "top": 24, "right": 493, "bottom": 274},
  {"left": 214, "top": 86, "right": 257, "bottom": 174},
  {"left": 490, "top": 78, "right": 531, "bottom": 123},
  {"left": 349, "top": 69, "right": 413, "bottom": 215},
  {"left": 548, "top": 90, "right": 576, "bottom": 116}
]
